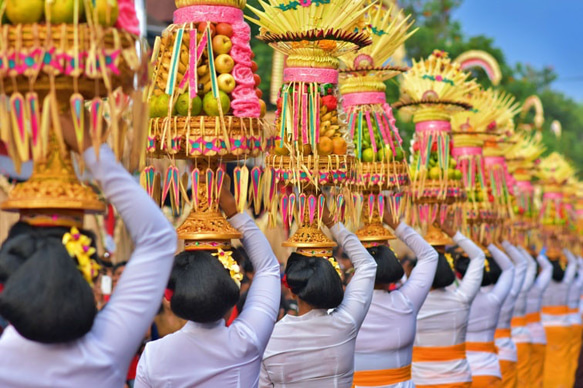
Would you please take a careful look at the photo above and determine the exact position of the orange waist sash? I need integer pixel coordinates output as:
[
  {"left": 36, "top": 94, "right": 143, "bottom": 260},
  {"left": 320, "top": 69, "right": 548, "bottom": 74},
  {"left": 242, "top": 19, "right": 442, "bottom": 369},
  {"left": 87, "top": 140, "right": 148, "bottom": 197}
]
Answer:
[
  {"left": 352, "top": 365, "right": 411, "bottom": 387},
  {"left": 494, "top": 328, "right": 511, "bottom": 339},
  {"left": 412, "top": 343, "right": 466, "bottom": 362},
  {"left": 510, "top": 316, "right": 526, "bottom": 328},
  {"left": 525, "top": 312, "right": 541, "bottom": 324},
  {"left": 541, "top": 305, "right": 569, "bottom": 315},
  {"left": 568, "top": 308, "right": 579, "bottom": 314},
  {"left": 466, "top": 341, "right": 497, "bottom": 354}
]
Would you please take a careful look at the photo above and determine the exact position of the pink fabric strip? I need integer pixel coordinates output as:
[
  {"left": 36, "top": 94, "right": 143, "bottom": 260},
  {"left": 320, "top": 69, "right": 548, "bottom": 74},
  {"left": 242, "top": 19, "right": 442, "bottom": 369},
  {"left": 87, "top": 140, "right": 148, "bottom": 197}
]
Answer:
[
  {"left": 342, "top": 92, "right": 385, "bottom": 108},
  {"left": 283, "top": 67, "right": 338, "bottom": 84},
  {"left": 174, "top": 4, "right": 243, "bottom": 24},
  {"left": 484, "top": 156, "right": 505, "bottom": 167},
  {"left": 452, "top": 146, "right": 482, "bottom": 157},
  {"left": 516, "top": 180, "right": 533, "bottom": 193},
  {"left": 415, "top": 120, "right": 451, "bottom": 133},
  {"left": 543, "top": 192, "right": 563, "bottom": 200}
]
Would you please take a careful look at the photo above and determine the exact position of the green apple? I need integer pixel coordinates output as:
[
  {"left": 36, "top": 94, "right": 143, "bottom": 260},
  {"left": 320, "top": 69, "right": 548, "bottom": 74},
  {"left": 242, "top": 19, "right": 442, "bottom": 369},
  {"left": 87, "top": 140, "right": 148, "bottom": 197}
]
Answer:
[
  {"left": 362, "top": 148, "right": 375, "bottom": 162},
  {"left": 148, "top": 95, "right": 159, "bottom": 118},
  {"left": 394, "top": 148, "right": 404, "bottom": 161},
  {"left": 94, "top": 0, "right": 119, "bottom": 27},
  {"left": 447, "top": 168, "right": 456, "bottom": 178},
  {"left": 175, "top": 93, "right": 203, "bottom": 116},
  {"left": 449, "top": 158, "right": 457, "bottom": 168},
  {"left": 454, "top": 169, "right": 462, "bottom": 180},
  {"left": 47, "top": 0, "right": 85, "bottom": 24},
  {"left": 203, "top": 90, "right": 230, "bottom": 116},
  {"left": 428, "top": 167, "right": 441, "bottom": 180},
  {"left": 378, "top": 145, "right": 393, "bottom": 161},
  {"left": 476, "top": 191, "right": 485, "bottom": 202},
  {"left": 6, "top": 0, "right": 44, "bottom": 23},
  {"left": 153, "top": 94, "right": 172, "bottom": 117}
]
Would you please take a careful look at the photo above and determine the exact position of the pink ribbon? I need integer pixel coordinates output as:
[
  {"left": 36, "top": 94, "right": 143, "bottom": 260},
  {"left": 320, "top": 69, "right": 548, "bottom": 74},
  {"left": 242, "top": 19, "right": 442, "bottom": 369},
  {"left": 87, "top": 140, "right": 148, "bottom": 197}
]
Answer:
[
  {"left": 283, "top": 67, "right": 338, "bottom": 84},
  {"left": 174, "top": 4, "right": 243, "bottom": 24},
  {"left": 452, "top": 146, "right": 481, "bottom": 157},
  {"left": 516, "top": 180, "right": 533, "bottom": 193},
  {"left": 342, "top": 92, "right": 385, "bottom": 109},
  {"left": 484, "top": 156, "right": 505, "bottom": 167},
  {"left": 415, "top": 120, "right": 451, "bottom": 134},
  {"left": 543, "top": 192, "right": 563, "bottom": 200}
]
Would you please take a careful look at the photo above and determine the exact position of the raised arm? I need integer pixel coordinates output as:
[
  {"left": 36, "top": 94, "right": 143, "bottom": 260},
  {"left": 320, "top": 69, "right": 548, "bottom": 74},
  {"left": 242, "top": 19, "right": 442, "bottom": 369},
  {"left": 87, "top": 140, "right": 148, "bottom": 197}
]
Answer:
[
  {"left": 87, "top": 145, "right": 177, "bottom": 366},
  {"left": 563, "top": 249, "right": 577, "bottom": 285},
  {"left": 454, "top": 232, "right": 485, "bottom": 303},
  {"left": 502, "top": 241, "right": 527, "bottom": 300},
  {"left": 518, "top": 246, "right": 537, "bottom": 293},
  {"left": 534, "top": 252, "right": 553, "bottom": 291},
  {"left": 395, "top": 222, "right": 438, "bottom": 310},
  {"left": 488, "top": 244, "right": 515, "bottom": 303},
  {"left": 229, "top": 212, "right": 281, "bottom": 350},
  {"left": 330, "top": 222, "right": 377, "bottom": 327}
]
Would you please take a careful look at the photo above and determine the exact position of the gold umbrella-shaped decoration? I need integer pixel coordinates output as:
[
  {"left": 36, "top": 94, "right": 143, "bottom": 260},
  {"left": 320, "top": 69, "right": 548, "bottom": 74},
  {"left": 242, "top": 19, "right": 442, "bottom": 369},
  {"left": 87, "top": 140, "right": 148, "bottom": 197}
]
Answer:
[
  {"left": 143, "top": 0, "right": 269, "bottom": 250},
  {"left": 0, "top": 0, "right": 149, "bottom": 228},
  {"left": 395, "top": 50, "right": 477, "bottom": 246},
  {"left": 338, "top": 3, "right": 416, "bottom": 246},
  {"left": 247, "top": 0, "right": 372, "bottom": 256}
]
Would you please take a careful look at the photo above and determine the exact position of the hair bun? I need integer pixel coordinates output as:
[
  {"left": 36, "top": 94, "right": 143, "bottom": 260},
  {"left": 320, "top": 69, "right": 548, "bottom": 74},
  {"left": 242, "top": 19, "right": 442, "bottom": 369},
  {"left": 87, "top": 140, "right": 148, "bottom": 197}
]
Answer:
[{"left": 0, "top": 234, "right": 38, "bottom": 282}]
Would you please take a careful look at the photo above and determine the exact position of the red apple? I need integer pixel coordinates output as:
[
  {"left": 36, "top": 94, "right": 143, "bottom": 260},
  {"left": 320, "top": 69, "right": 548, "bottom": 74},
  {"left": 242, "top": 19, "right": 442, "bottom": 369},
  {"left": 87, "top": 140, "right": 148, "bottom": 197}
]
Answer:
[
  {"left": 253, "top": 74, "right": 261, "bottom": 87},
  {"left": 321, "top": 95, "right": 337, "bottom": 110},
  {"left": 215, "top": 23, "right": 233, "bottom": 38},
  {"left": 212, "top": 35, "right": 232, "bottom": 55},
  {"left": 250, "top": 51, "right": 255, "bottom": 59},
  {"left": 251, "top": 61, "right": 258, "bottom": 73},
  {"left": 255, "top": 88, "right": 263, "bottom": 99},
  {"left": 276, "top": 97, "right": 282, "bottom": 111},
  {"left": 215, "top": 54, "right": 235, "bottom": 74},
  {"left": 197, "top": 22, "right": 215, "bottom": 37}
]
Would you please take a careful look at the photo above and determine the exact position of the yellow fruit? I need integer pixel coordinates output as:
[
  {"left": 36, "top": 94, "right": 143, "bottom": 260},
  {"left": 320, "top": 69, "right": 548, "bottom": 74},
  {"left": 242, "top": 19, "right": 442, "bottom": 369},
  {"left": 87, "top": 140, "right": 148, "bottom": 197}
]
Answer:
[
  {"left": 302, "top": 143, "right": 312, "bottom": 155},
  {"left": 273, "top": 142, "right": 290, "bottom": 156},
  {"left": 317, "top": 136, "right": 333, "bottom": 156},
  {"left": 332, "top": 137, "right": 347, "bottom": 155}
]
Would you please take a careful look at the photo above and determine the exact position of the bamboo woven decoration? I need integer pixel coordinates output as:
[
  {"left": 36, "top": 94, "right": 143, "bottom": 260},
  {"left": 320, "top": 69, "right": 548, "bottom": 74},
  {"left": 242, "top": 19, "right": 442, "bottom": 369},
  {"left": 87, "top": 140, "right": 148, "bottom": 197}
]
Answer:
[
  {"left": 144, "top": 0, "right": 270, "bottom": 247},
  {"left": 338, "top": 4, "right": 416, "bottom": 245},
  {"left": 0, "top": 0, "right": 148, "bottom": 227},
  {"left": 247, "top": 0, "right": 372, "bottom": 254},
  {"left": 396, "top": 50, "right": 477, "bottom": 245}
]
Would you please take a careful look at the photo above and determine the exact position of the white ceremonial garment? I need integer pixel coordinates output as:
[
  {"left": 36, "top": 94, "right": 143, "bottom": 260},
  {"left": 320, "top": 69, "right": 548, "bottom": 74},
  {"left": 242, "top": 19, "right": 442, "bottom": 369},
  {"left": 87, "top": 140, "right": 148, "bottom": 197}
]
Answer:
[
  {"left": 135, "top": 212, "right": 281, "bottom": 388},
  {"left": 354, "top": 222, "right": 438, "bottom": 388},
  {"left": 566, "top": 252, "right": 583, "bottom": 326},
  {"left": 541, "top": 250, "right": 576, "bottom": 328},
  {"left": 0, "top": 145, "right": 177, "bottom": 388},
  {"left": 494, "top": 242, "right": 527, "bottom": 362},
  {"left": 465, "top": 244, "right": 514, "bottom": 378},
  {"left": 511, "top": 247, "right": 537, "bottom": 344},
  {"left": 260, "top": 223, "right": 377, "bottom": 388},
  {"left": 412, "top": 232, "right": 485, "bottom": 387},
  {"left": 525, "top": 253, "right": 553, "bottom": 344}
]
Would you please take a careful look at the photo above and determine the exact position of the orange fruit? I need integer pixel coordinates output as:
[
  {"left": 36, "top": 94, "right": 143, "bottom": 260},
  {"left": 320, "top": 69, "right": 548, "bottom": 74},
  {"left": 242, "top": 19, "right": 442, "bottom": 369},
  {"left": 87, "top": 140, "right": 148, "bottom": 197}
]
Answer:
[
  {"left": 332, "top": 137, "right": 347, "bottom": 155},
  {"left": 317, "top": 136, "right": 333, "bottom": 156},
  {"left": 302, "top": 143, "right": 312, "bottom": 155},
  {"left": 273, "top": 142, "right": 290, "bottom": 156}
]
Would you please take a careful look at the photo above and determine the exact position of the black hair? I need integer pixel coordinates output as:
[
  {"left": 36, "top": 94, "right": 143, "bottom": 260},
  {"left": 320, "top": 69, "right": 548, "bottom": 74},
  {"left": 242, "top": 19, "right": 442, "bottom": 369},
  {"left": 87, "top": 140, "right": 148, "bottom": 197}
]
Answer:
[
  {"left": 285, "top": 252, "right": 344, "bottom": 310},
  {"left": 367, "top": 245, "right": 404, "bottom": 285},
  {"left": 0, "top": 222, "right": 97, "bottom": 343},
  {"left": 432, "top": 252, "right": 455, "bottom": 289},
  {"left": 169, "top": 250, "right": 240, "bottom": 323},
  {"left": 113, "top": 261, "right": 128, "bottom": 271},
  {"left": 454, "top": 251, "right": 501, "bottom": 286},
  {"left": 551, "top": 259, "right": 565, "bottom": 282},
  {"left": 232, "top": 247, "right": 254, "bottom": 274}
]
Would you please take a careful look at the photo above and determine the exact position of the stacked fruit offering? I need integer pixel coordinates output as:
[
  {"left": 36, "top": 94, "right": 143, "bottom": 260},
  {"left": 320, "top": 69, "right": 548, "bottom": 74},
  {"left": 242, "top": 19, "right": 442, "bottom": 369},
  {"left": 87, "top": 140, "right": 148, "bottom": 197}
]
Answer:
[
  {"left": 143, "top": 0, "right": 266, "bottom": 245},
  {"left": 537, "top": 152, "right": 574, "bottom": 229},
  {"left": 395, "top": 50, "right": 477, "bottom": 244},
  {"left": 248, "top": 0, "right": 371, "bottom": 253}
]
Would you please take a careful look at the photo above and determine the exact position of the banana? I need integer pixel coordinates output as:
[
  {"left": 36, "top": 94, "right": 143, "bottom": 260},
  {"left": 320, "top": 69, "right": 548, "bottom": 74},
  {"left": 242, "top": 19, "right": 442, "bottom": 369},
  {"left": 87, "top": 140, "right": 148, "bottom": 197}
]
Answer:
[
  {"left": 321, "top": 121, "right": 331, "bottom": 132},
  {"left": 320, "top": 105, "right": 328, "bottom": 115},
  {"left": 329, "top": 125, "right": 340, "bottom": 132},
  {"left": 324, "top": 129, "right": 336, "bottom": 138},
  {"left": 321, "top": 112, "right": 332, "bottom": 122},
  {"left": 202, "top": 81, "right": 212, "bottom": 94},
  {"left": 180, "top": 52, "right": 189, "bottom": 65},
  {"left": 198, "top": 65, "right": 209, "bottom": 76},
  {"left": 199, "top": 72, "right": 211, "bottom": 85}
]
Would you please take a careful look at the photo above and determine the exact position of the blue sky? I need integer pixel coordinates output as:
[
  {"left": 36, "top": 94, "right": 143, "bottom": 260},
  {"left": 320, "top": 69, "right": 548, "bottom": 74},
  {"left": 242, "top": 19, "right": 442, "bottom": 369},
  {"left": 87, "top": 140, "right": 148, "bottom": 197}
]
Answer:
[{"left": 452, "top": 1, "right": 583, "bottom": 102}]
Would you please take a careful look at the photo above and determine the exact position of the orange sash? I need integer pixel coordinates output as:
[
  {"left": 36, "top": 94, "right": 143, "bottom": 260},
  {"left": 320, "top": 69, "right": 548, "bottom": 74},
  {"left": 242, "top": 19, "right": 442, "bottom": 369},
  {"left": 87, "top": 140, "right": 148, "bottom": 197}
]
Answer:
[
  {"left": 472, "top": 375, "right": 501, "bottom": 388},
  {"left": 494, "top": 328, "right": 511, "bottom": 339},
  {"left": 415, "top": 383, "right": 471, "bottom": 388},
  {"left": 567, "top": 324, "right": 583, "bottom": 388},
  {"left": 541, "top": 305, "right": 569, "bottom": 315},
  {"left": 465, "top": 341, "right": 497, "bottom": 354},
  {"left": 543, "top": 325, "right": 572, "bottom": 388},
  {"left": 514, "top": 342, "right": 531, "bottom": 387},
  {"left": 412, "top": 343, "right": 466, "bottom": 362},
  {"left": 499, "top": 360, "right": 517, "bottom": 388},
  {"left": 529, "top": 344, "right": 545, "bottom": 388},
  {"left": 352, "top": 365, "right": 411, "bottom": 387},
  {"left": 510, "top": 316, "right": 526, "bottom": 328},
  {"left": 525, "top": 312, "right": 541, "bottom": 324}
]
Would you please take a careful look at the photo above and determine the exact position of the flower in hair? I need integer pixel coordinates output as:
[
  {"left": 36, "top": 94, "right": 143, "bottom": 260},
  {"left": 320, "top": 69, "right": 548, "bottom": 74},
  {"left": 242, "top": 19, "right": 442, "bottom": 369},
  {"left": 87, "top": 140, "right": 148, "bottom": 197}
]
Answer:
[
  {"left": 484, "top": 259, "right": 490, "bottom": 273},
  {"left": 445, "top": 253, "right": 455, "bottom": 271},
  {"left": 212, "top": 249, "right": 244, "bottom": 288},
  {"left": 327, "top": 257, "right": 343, "bottom": 278},
  {"left": 62, "top": 227, "right": 100, "bottom": 286}
]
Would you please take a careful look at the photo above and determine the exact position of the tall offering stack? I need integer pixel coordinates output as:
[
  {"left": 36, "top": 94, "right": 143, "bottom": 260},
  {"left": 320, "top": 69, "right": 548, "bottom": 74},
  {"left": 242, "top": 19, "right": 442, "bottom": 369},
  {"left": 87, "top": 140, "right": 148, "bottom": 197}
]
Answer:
[
  {"left": 0, "top": 0, "right": 148, "bottom": 228},
  {"left": 536, "top": 152, "right": 574, "bottom": 259},
  {"left": 395, "top": 50, "right": 477, "bottom": 245},
  {"left": 247, "top": 0, "right": 372, "bottom": 255},
  {"left": 338, "top": 3, "right": 415, "bottom": 246},
  {"left": 505, "top": 131, "right": 545, "bottom": 248},
  {"left": 145, "top": 0, "right": 267, "bottom": 249}
]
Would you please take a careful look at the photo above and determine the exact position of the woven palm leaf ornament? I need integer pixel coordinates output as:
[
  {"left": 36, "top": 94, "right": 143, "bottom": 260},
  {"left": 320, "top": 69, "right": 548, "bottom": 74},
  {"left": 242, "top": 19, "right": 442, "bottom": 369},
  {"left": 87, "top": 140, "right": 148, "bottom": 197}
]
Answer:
[
  {"left": 0, "top": 0, "right": 148, "bottom": 228},
  {"left": 142, "top": 0, "right": 268, "bottom": 249},
  {"left": 247, "top": 0, "right": 372, "bottom": 256},
  {"left": 395, "top": 50, "right": 477, "bottom": 245},
  {"left": 337, "top": 4, "right": 416, "bottom": 246}
]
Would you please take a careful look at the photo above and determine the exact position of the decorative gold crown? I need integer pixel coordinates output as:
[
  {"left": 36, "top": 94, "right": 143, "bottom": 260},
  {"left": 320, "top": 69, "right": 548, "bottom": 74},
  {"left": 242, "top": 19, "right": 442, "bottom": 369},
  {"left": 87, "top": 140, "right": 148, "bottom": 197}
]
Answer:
[
  {"left": 505, "top": 132, "right": 545, "bottom": 179},
  {"left": 537, "top": 152, "right": 574, "bottom": 186},
  {"left": 451, "top": 88, "right": 502, "bottom": 134}
]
